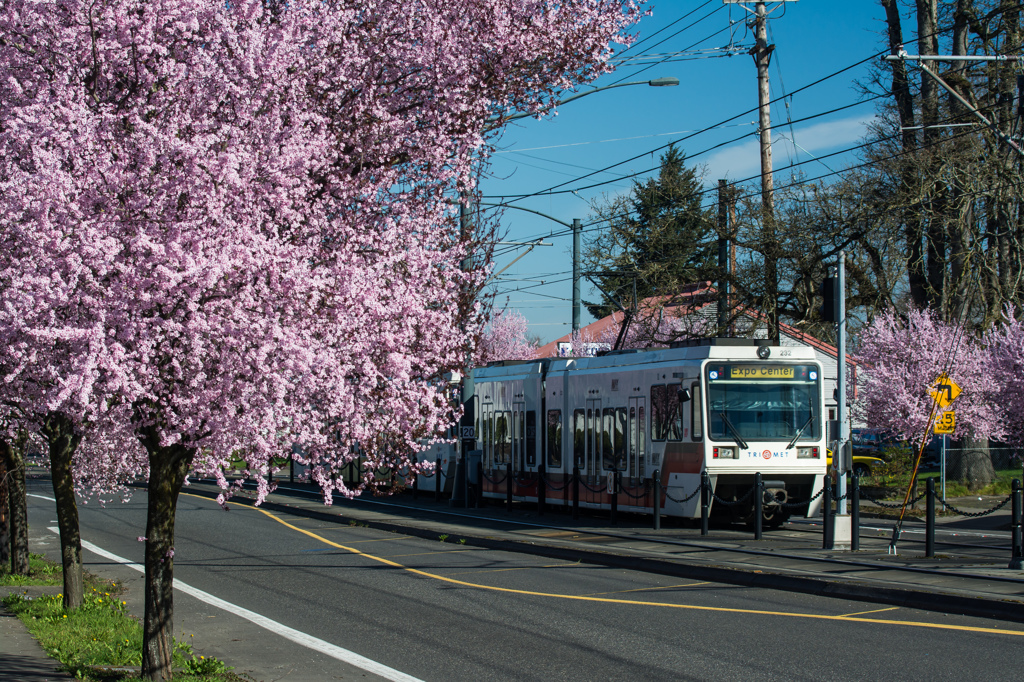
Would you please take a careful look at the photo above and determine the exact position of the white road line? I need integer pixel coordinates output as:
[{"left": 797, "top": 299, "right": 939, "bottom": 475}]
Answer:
[
  {"left": 47, "top": 527, "right": 423, "bottom": 682},
  {"left": 29, "top": 493, "right": 56, "bottom": 501}
]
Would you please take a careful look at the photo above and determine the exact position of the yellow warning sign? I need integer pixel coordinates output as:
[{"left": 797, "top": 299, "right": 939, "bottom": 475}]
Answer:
[
  {"left": 934, "top": 411, "right": 955, "bottom": 435},
  {"left": 929, "top": 374, "right": 961, "bottom": 409}
]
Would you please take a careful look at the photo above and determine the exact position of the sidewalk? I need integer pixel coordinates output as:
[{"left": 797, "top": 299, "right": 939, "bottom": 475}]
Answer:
[{"left": 0, "top": 587, "right": 74, "bottom": 681}]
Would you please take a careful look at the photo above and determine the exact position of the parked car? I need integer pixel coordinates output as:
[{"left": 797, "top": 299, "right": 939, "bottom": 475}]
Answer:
[{"left": 827, "top": 450, "right": 886, "bottom": 478}]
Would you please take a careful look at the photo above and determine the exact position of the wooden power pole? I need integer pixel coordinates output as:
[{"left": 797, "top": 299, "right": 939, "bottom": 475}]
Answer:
[{"left": 724, "top": 0, "right": 795, "bottom": 343}]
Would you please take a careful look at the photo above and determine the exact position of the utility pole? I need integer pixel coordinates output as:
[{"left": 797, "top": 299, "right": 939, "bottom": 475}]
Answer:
[
  {"left": 717, "top": 180, "right": 732, "bottom": 336},
  {"left": 725, "top": 0, "right": 794, "bottom": 343},
  {"left": 573, "top": 218, "right": 582, "bottom": 334}
]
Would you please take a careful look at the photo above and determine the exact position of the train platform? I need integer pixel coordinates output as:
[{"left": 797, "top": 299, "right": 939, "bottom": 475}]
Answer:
[{"left": 182, "top": 477, "right": 1024, "bottom": 624}]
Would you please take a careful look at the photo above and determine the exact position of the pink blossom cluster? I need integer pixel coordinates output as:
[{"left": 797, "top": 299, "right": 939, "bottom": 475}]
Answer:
[
  {"left": 0, "top": 0, "right": 641, "bottom": 502},
  {"left": 476, "top": 308, "right": 537, "bottom": 365},
  {"left": 853, "top": 308, "right": 1005, "bottom": 443}
]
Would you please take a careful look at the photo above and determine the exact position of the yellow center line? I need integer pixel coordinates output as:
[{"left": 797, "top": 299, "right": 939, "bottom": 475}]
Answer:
[
  {"left": 582, "top": 582, "right": 712, "bottom": 597},
  {"left": 184, "top": 493, "right": 1024, "bottom": 638},
  {"left": 839, "top": 607, "right": 901, "bottom": 618}
]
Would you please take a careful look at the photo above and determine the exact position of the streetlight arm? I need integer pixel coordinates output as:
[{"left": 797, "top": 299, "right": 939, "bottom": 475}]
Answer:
[
  {"left": 487, "top": 77, "right": 679, "bottom": 126},
  {"left": 477, "top": 201, "right": 575, "bottom": 228}
]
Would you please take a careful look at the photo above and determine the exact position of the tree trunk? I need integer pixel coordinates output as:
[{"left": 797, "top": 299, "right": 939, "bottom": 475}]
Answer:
[
  {"left": 138, "top": 430, "right": 195, "bottom": 682},
  {"left": 1, "top": 435, "right": 30, "bottom": 575},
  {"left": 41, "top": 414, "right": 84, "bottom": 610},
  {"left": 1, "top": 456, "right": 10, "bottom": 568},
  {"left": 952, "top": 437, "right": 996, "bottom": 491}
]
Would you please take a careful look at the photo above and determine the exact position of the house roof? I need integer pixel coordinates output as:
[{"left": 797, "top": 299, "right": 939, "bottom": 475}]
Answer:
[{"left": 534, "top": 282, "right": 856, "bottom": 365}]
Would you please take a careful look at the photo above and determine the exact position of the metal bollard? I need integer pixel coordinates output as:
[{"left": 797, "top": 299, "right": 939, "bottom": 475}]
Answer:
[
  {"left": 475, "top": 458, "right": 483, "bottom": 507},
  {"left": 822, "top": 479, "right": 833, "bottom": 550},
  {"left": 1009, "top": 479, "right": 1023, "bottom": 570},
  {"left": 851, "top": 473, "right": 860, "bottom": 551},
  {"left": 572, "top": 466, "right": 580, "bottom": 520},
  {"left": 653, "top": 470, "right": 661, "bottom": 531},
  {"left": 538, "top": 463, "right": 546, "bottom": 516},
  {"left": 435, "top": 457, "right": 441, "bottom": 503},
  {"left": 506, "top": 462, "right": 513, "bottom": 512},
  {"left": 609, "top": 470, "right": 619, "bottom": 524},
  {"left": 753, "top": 472, "right": 763, "bottom": 540},
  {"left": 700, "top": 471, "right": 710, "bottom": 536},
  {"left": 926, "top": 478, "right": 936, "bottom": 558}
]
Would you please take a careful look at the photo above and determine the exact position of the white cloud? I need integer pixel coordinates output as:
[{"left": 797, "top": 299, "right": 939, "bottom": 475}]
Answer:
[{"left": 704, "top": 114, "right": 877, "bottom": 183}]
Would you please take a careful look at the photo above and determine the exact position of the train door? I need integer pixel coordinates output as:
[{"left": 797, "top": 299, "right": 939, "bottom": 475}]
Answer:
[
  {"left": 629, "top": 397, "right": 647, "bottom": 480},
  {"left": 586, "top": 398, "right": 600, "bottom": 479},
  {"left": 481, "top": 403, "right": 494, "bottom": 469},
  {"left": 513, "top": 401, "right": 525, "bottom": 473}
]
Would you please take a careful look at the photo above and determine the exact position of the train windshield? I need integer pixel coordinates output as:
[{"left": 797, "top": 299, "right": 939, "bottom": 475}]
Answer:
[{"left": 705, "top": 363, "right": 821, "bottom": 443}]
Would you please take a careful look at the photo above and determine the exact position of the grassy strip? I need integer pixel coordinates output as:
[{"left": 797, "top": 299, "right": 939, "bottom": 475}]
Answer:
[
  {"left": 0, "top": 552, "right": 63, "bottom": 586},
  {"left": 2, "top": 556, "right": 248, "bottom": 681}
]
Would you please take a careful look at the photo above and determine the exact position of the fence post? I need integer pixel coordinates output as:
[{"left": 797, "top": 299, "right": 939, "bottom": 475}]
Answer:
[
  {"left": 753, "top": 472, "right": 763, "bottom": 540},
  {"left": 572, "top": 466, "right": 580, "bottom": 520},
  {"left": 506, "top": 461, "right": 513, "bottom": 512},
  {"left": 435, "top": 457, "right": 442, "bottom": 503},
  {"left": 1009, "top": 478, "right": 1023, "bottom": 570},
  {"left": 610, "top": 470, "right": 619, "bottom": 525},
  {"left": 851, "top": 473, "right": 860, "bottom": 551},
  {"left": 700, "top": 471, "right": 710, "bottom": 537},
  {"left": 653, "top": 470, "right": 661, "bottom": 531},
  {"left": 538, "top": 463, "right": 546, "bottom": 516},
  {"left": 925, "top": 478, "right": 936, "bottom": 558},
  {"left": 822, "top": 479, "right": 833, "bottom": 550}
]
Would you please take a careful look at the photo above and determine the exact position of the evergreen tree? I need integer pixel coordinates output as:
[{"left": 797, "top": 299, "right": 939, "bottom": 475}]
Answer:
[{"left": 583, "top": 146, "right": 716, "bottom": 320}]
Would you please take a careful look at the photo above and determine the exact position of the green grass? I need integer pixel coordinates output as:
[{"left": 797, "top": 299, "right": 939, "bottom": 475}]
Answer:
[
  {"left": 0, "top": 552, "right": 63, "bottom": 586},
  {"left": 2, "top": 556, "right": 247, "bottom": 681}
]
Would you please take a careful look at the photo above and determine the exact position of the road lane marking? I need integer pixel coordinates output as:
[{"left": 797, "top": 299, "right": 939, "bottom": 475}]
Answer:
[
  {"left": 48, "top": 527, "right": 424, "bottom": 682},
  {"left": 197, "top": 496, "right": 1024, "bottom": 639},
  {"left": 29, "top": 493, "right": 56, "bottom": 501},
  {"left": 839, "top": 607, "right": 901, "bottom": 618},
  {"left": 581, "top": 582, "right": 712, "bottom": 597}
]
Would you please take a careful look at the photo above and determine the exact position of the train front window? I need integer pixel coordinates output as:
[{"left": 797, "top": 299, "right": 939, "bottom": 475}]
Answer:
[{"left": 706, "top": 363, "right": 821, "bottom": 443}]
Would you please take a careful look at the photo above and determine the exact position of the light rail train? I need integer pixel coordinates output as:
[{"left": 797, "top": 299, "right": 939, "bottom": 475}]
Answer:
[{"left": 419, "top": 338, "right": 827, "bottom": 526}]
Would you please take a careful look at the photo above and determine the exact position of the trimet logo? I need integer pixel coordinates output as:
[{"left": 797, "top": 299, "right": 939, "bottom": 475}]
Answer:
[{"left": 747, "top": 450, "right": 788, "bottom": 459}]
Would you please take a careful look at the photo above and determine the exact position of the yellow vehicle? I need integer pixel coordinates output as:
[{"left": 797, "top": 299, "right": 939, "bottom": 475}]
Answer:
[{"left": 826, "top": 450, "right": 885, "bottom": 478}]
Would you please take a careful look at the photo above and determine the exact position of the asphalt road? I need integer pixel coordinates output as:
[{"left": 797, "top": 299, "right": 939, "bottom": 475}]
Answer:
[{"left": 25, "top": 479, "right": 1024, "bottom": 682}]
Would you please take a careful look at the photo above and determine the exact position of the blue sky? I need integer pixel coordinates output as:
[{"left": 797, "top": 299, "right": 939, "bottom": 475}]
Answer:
[{"left": 478, "top": 1, "right": 889, "bottom": 344}]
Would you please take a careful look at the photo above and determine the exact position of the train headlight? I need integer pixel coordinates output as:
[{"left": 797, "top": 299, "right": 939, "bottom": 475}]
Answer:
[
  {"left": 797, "top": 446, "right": 820, "bottom": 459},
  {"left": 713, "top": 446, "right": 736, "bottom": 459}
]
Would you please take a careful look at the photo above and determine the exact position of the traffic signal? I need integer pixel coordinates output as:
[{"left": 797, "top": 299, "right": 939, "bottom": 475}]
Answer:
[{"left": 820, "top": 276, "right": 838, "bottom": 322}]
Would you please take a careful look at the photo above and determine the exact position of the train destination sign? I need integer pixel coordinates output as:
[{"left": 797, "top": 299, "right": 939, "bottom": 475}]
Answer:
[{"left": 727, "top": 365, "right": 795, "bottom": 380}]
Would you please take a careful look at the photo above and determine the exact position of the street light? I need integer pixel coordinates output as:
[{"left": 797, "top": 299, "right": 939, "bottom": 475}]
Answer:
[
  {"left": 481, "top": 76, "right": 680, "bottom": 332},
  {"left": 487, "top": 77, "right": 679, "bottom": 126}
]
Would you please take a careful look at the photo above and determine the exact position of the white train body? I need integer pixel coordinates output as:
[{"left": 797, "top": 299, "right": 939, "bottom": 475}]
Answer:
[{"left": 429, "top": 340, "right": 827, "bottom": 523}]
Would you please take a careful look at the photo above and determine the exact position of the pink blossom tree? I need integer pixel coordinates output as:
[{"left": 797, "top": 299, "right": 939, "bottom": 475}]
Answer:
[
  {"left": 984, "top": 308, "right": 1024, "bottom": 446},
  {"left": 0, "top": 1, "right": 639, "bottom": 678},
  {"left": 853, "top": 308, "right": 1003, "bottom": 487},
  {"left": 476, "top": 308, "right": 537, "bottom": 365}
]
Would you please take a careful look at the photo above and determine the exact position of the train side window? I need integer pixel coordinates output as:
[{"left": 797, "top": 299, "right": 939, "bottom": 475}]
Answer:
[
  {"left": 526, "top": 411, "right": 537, "bottom": 467},
  {"left": 691, "top": 382, "right": 703, "bottom": 441},
  {"left": 614, "top": 407, "right": 626, "bottom": 471},
  {"left": 573, "top": 409, "right": 585, "bottom": 468},
  {"left": 638, "top": 405, "right": 646, "bottom": 472},
  {"left": 546, "top": 410, "right": 562, "bottom": 469},
  {"left": 651, "top": 385, "right": 682, "bottom": 441},
  {"left": 602, "top": 408, "right": 615, "bottom": 471},
  {"left": 495, "top": 412, "right": 511, "bottom": 463}
]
